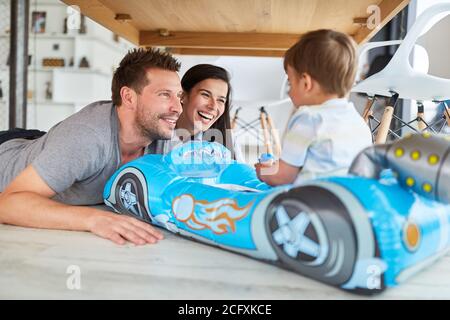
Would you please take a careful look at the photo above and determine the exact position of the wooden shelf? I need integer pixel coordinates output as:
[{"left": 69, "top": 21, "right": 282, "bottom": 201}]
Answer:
[
  {"left": 27, "top": 32, "right": 131, "bottom": 52},
  {"left": 31, "top": 0, "right": 64, "bottom": 6},
  {"left": 27, "top": 100, "right": 76, "bottom": 106},
  {"left": 27, "top": 67, "right": 110, "bottom": 77}
]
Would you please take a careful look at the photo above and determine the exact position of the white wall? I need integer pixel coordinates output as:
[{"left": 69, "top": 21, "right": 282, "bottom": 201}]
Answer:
[{"left": 177, "top": 55, "right": 286, "bottom": 102}]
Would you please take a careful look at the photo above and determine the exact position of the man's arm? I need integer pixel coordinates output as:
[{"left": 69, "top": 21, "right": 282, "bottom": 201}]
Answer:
[
  {"left": 255, "top": 160, "right": 300, "bottom": 186},
  {"left": 0, "top": 165, "right": 163, "bottom": 245}
]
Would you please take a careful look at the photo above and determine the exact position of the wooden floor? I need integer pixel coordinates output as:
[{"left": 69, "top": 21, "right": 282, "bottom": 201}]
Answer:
[{"left": 1, "top": 221, "right": 449, "bottom": 299}]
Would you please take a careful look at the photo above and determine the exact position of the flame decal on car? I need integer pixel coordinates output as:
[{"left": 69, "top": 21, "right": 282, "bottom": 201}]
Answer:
[{"left": 172, "top": 194, "right": 253, "bottom": 234}]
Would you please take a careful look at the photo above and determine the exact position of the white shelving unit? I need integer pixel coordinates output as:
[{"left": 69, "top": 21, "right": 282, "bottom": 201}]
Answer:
[{"left": 0, "top": 0, "right": 135, "bottom": 131}]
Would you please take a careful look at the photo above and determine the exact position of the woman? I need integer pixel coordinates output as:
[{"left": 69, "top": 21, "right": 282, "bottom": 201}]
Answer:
[{"left": 148, "top": 64, "right": 243, "bottom": 161}]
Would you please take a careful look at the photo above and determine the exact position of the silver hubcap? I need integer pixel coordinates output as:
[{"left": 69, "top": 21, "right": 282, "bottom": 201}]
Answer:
[
  {"left": 272, "top": 205, "right": 328, "bottom": 265},
  {"left": 119, "top": 182, "right": 141, "bottom": 218}
]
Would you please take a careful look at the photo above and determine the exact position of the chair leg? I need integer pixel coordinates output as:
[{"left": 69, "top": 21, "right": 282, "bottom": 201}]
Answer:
[
  {"left": 265, "top": 111, "right": 282, "bottom": 158},
  {"left": 260, "top": 107, "right": 273, "bottom": 155},
  {"left": 362, "top": 96, "right": 375, "bottom": 124},
  {"left": 444, "top": 102, "right": 450, "bottom": 127},
  {"left": 375, "top": 93, "right": 399, "bottom": 144},
  {"left": 417, "top": 102, "right": 426, "bottom": 132}
]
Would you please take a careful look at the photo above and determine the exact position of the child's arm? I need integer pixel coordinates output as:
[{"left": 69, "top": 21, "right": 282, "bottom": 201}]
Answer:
[
  {"left": 256, "top": 108, "right": 317, "bottom": 186},
  {"left": 255, "top": 160, "right": 301, "bottom": 186}
]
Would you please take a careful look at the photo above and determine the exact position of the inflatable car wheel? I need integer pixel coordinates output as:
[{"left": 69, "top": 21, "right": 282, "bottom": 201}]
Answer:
[
  {"left": 265, "top": 186, "right": 357, "bottom": 286},
  {"left": 114, "top": 168, "right": 152, "bottom": 223}
]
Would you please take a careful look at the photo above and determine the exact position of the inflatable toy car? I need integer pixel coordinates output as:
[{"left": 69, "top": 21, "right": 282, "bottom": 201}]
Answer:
[{"left": 104, "top": 133, "right": 450, "bottom": 294}]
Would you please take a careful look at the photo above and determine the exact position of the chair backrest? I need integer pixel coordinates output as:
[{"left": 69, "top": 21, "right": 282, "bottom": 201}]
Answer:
[
  {"left": 387, "top": 3, "right": 450, "bottom": 74},
  {"left": 351, "top": 3, "right": 450, "bottom": 100}
]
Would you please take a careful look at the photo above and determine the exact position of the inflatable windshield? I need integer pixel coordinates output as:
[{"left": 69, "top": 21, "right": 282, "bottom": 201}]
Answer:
[{"left": 104, "top": 133, "right": 450, "bottom": 295}]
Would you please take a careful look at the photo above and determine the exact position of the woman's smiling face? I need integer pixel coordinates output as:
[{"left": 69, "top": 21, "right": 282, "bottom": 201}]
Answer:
[{"left": 180, "top": 78, "right": 228, "bottom": 133}]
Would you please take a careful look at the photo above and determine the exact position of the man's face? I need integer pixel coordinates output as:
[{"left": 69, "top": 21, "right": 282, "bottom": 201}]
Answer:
[{"left": 135, "top": 68, "right": 183, "bottom": 140}]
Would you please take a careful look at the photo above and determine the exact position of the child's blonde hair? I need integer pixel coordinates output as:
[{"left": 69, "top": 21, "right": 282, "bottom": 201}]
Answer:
[{"left": 284, "top": 29, "right": 357, "bottom": 98}]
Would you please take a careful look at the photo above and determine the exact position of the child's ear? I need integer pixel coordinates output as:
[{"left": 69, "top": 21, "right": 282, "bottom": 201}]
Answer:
[{"left": 302, "top": 73, "right": 313, "bottom": 92}]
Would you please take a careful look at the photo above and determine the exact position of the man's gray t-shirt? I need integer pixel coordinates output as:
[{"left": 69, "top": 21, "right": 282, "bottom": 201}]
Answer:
[{"left": 0, "top": 100, "right": 121, "bottom": 205}]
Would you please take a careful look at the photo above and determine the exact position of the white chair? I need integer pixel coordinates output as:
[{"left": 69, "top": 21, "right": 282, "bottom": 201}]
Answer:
[
  {"left": 231, "top": 98, "right": 290, "bottom": 158},
  {"left": 352, "top": 3, "right": 450, "bottom": 144}
]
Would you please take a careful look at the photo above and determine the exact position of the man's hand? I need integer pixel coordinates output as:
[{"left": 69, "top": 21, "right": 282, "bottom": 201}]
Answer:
[
  {"left": 0, "top": 164, "right": 164, "bottom": 246},
  {"left": 87, "top": 212, "right": 164, "bottom": 245}
]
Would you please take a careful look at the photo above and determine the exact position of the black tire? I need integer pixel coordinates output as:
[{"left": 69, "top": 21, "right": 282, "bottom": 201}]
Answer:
[
  {"left": 114, "top": 171, "right": 151, "bottom": 223},
  {"left": 265, "top": 185, "right": 357, "bottom": 286}
]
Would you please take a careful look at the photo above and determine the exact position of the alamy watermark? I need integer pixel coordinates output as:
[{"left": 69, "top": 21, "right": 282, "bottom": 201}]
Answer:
[
  {"left": 367, "top": 5, "right": 381, "bottom": 30},
  {"left": 66, "top": 264, "right": 81, "bottom": 290},
  {"left": 66, "top": 5, "right": 81, "bottom": 31}
]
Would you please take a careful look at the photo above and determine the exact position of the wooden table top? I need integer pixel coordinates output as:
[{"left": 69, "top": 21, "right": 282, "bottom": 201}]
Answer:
[{"left": 1, "top": 222, "right": 449, "bottom": 300}]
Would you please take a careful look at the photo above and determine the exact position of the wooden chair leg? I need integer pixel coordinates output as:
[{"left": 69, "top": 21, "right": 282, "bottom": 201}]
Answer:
[
  {"left": 375, "top": 93, "right": 399, "bottom": 144},
  {"left": 362, "top": 96, "right": 375, "bottom": 124},
  {"left": 265, "top": 111, "right": 282, "bottom": 158},
  {"left": 260, "top": 107, "right": 273, "bottom": 155},
  {"left": 417, "top": 102, "right": 427, "bottom": 132},
  {"left": 375, "top": 106, "right": 394, "bottom": 144},
  {"left": 444, "top": 103, "right": 450, "bottom": 127}
]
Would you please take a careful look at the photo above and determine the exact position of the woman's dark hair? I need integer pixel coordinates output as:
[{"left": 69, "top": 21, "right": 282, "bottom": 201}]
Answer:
[{"left": 181, "top": 64, "right": 236, "bottom": 158}]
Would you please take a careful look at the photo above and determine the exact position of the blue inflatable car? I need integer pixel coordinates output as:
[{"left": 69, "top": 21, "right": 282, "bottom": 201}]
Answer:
[{"left": 104, "top": 133, "right": 450, "bottom": 294}]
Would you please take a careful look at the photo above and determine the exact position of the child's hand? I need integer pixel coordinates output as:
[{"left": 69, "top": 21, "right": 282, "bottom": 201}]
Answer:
[
  {"left": 255, "top": 159, "right": 300, "bottom": 186},
  {"left": 254, "top": 162, "right": 265, "bottom": 182},
  {"left": 258, "top": 153, "right": 275, "bottom": 166},
  {"left": 255, "top": 161, "right": 279, "bottom": 182}
]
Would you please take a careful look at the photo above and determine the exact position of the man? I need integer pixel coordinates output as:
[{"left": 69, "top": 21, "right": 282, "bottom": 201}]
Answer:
[{"left": 0, "top": 48, "right": 183, "bottom": 245}]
